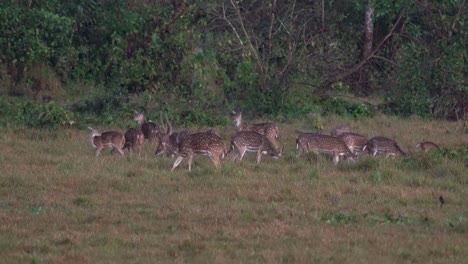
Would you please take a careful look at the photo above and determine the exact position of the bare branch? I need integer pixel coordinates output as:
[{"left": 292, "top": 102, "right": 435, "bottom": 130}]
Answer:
[
  {"left": 220, "top": 3, "right": 244, "bottom": 48},
  {"left": 316, "top": 14, "right": 404, "bottom": 94}
]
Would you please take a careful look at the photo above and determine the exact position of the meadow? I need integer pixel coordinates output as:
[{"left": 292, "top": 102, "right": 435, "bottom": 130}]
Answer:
[{"left": 0, "top": 115, "right": 467, "bottom": 263}]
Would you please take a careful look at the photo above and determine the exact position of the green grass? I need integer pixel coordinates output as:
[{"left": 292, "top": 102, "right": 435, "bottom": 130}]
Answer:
[{"left": 0, "top": 116, "right": 467, "bottom": 263}]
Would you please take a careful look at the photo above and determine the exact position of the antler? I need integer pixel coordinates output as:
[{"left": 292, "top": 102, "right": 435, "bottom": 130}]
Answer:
[{"left": 165, "top": 113, "right": 172, "bottom": 135}]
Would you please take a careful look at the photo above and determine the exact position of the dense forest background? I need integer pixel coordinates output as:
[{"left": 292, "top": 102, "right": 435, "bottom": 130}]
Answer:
[{"left": 0, "top": 0, "right": 466, "bottom": 128}]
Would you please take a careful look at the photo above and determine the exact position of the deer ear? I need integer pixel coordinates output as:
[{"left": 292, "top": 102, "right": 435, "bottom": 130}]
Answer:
[{"left": 88, "top": 127, "right": 93, "bottom": 130}]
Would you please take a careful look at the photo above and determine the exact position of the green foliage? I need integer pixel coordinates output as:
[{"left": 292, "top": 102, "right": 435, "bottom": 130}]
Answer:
[
  {"left": 322, "top": 98, "right": 375, "bottom": 118},
  {"left": 429, "top": 147, "right": 468, "bottom": 162},
  {"left": 71, "top": 87, "right": 128, "bottom": 125},
  {"left": 0, "top": 6, "right": 72, "bottom": 63},
  {"left": 0, "top": 97, "right": 73, "bottom": 128},
  {"left": 0, "top": 0, "right": 466, "bottom": 121},
  {"left": 37, "top": 101, "right": 73, "bottom": 128},
  {"left": 321, "top": 211, "right": 358, "bottom": 225}
]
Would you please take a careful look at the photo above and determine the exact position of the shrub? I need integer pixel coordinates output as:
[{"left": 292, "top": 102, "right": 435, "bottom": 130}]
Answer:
[{"left": 321, "top": 97, "right": 375, "bottom": 118}]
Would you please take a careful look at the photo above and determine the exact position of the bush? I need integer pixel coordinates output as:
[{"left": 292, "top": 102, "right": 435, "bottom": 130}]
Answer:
[{"left": 321, "top": 97, "right": 375, "bottom": 118}]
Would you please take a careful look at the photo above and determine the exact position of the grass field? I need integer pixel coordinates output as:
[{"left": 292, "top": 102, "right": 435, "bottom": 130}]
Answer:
[{"left": 0, "top": 115, "right": 467, "bottom": 263}]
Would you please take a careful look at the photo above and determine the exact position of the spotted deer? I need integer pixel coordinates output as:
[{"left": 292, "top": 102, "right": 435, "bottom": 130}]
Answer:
[
  {"left": 296, "top": 133, "right": 355, "bottom": 164},
  {"left": 134, "top": 111, "right": 162, "bottom": 143},
  {"left": 227, "top": 131, "right": 283, "bottom": 164},
  {"left": 88, "top": 127, "right": 125, "bottom": 156},
  {"left": 416, "top": 141, "right": 440, "bottom": 152},
  {"left": 337, "top": 132, "right": 368, "bottom": 157},
  {"left": 231, "top": 111, "right": 280, "bottom": 148},
  {"left": 364, "top": 136, "right": 406, "bottom": 158},
  {"left": 171, "top": 131, "right": 227, "bottom": 171},
  {"left": 331, "top": 125, "right": 352, "bottom": 137},
  {"left": 155, "top": 119, "right": 192, "bottom": 158},
  {"left": 123, "top": 128, "right": 144, "bottom": 156}
]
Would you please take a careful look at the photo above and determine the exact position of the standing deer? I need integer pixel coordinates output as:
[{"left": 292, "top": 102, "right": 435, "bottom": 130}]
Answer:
[
  {"left": 171, "top": 131, "right": 227, "bottom": 172},
  {"left": 88, "top": 127, "right": 125, "bottom": 156},
  {"left": 134, "top": 111, "right": 162, "bottom": 143},
  {"left": 227, "top": 131, "right": 283, "bottom": 164},
  {"left": 296, "top": 133, "right": 355, "bottom": 164},
  {"left": 416, "top": 141, "right": 440, "bottom": 152},
  {"left": 154, "top": 119, "right": 192, "bottom": 158},
  {"left": 364, "top": 136, "right": 406, "bottom": 158},
  {"left": 231, "top": 111, "right": 280, "bottom": 148},
  {"left": 337, "top": 132, "right": 368, "bottom": 157},
  {"left": 123, "top": 128, "right": 144, "bottom": 156}
]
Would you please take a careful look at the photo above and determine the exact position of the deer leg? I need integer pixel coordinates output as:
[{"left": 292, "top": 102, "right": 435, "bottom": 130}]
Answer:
[
  {"left": 296, "top": 143, "right": 303, "bottom": 157},
  {"left": 172, "top": 156, "right": 184, "bottom": 171},
  {"left": 333, "top": 154, "right": 339, "bottom": 165},
  {"left": 114, "top": 145, "right": 124, "bottom": 156},
  {"left": 230, "top": 146, "right": 241, "bottom": 160},
  {"left": 256, "top": 150, "right": 263, "bottom": 164},
  {"left": 238, "top": 148, "right": 247, "bottom": 160},
  {"left": 187, "top": 154, "right": 194, "bottom": 172},
  {"left": 95, "top": 146, "right": 103, "bottom": 157},
  {"left": 209, "top": 153, "right": 221, "bottom": 169}
]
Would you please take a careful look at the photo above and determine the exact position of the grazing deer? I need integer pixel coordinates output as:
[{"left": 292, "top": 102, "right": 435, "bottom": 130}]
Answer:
[
  {"left": 337, "top": 132, "right": 368, "bottom": 156},
  {"left": 296, "top": 133, "right": 355, "bottom": 164},
  {"left": 123, "top": 128, "right": 145, "bottom": 156},
  {"left": 331, "top": 125, "right": 352, "bottom": 137},
  {"left": 231, "top": 111, "right": 280, "bottom": 148},
  {"left": 416, "top": 141, "right": 440, "bottom": 152},
  {"left": 171, "top": 131, "right": 227, "bottom": 172},
  {"left": 227, "top": 131, "right": 283, "bottom": 164},
  {"left": 155, "top": 119, "right": 192, "bottom": 157},
  {"left": 364, "top": 136, "right": 406, "bottom": 158},
  {"left": 134, "top": 111, "right": 162, "bottom": 143},
  {"left": 88, "top": 127, "right": 125, "bottom": 156}
]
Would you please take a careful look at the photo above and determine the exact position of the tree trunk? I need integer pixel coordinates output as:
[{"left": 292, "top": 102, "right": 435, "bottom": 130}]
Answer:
[
  {"left": 356, "top": 0, "right": 374, "bottom": 95},
  {"left": 363, "top": 1, "right": 374, "bottom": 59}
]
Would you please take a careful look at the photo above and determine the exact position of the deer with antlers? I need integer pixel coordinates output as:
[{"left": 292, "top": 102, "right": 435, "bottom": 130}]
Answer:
[{"left": 154, "top": 118, "right": 192, "bottom": 158}]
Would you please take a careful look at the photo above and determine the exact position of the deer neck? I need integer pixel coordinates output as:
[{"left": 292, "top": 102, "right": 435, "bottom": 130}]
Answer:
[
  {"left": 89, "top": 134, "right": 98, "bottom": 148},
  {"left": 136, "top": 119, "right": 144, "bottom": 127},
  {"left": 234, "top": 119, "right": 242, "bottom": 130}
]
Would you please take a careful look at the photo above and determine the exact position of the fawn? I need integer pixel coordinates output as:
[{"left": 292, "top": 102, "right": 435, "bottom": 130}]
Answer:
[
  {"left": 88, "top": 127, "right": 125, "bottom": 156},
  {"left": 416, "top": 141, "right": 440, "bottom": 152}
]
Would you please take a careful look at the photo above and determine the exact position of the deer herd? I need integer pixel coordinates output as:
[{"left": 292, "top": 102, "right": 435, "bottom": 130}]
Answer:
[{"left": 88, "top": 111, "right": 440, "bottom": 171}]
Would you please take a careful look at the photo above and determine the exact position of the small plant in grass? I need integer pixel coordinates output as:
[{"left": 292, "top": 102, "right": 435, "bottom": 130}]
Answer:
[
  {"left": 73, "top": 197, "right": 94, "bottom": 208},
  {"left": 372, "top": 171, "right": 382, "bottom": 184},
  {"left": 401, "top": 153, "right": 438, "bottom": 170},
  {"left": 321, "top": 211, "right": 358, "bottom": 225},
  {"left": 429, "top": 147, "right": 468, "bottom": 162}
]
